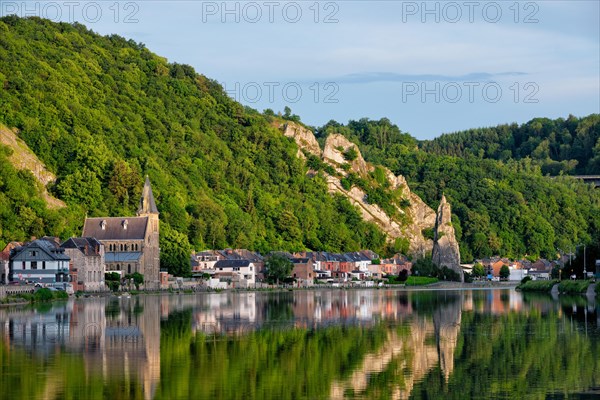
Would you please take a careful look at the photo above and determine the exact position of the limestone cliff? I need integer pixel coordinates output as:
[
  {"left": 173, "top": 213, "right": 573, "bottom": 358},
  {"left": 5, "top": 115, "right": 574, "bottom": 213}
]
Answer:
[
  {"left": 0, "top": 125, "right": 65, "bottom": 209},
  {"left": 279, "top": 122, "right": 449, "bottom": 257},
  {"left": 281, "top": 122, "right": 321, "bottom": 159},
  {"left": 432, "top": 195, "right": 463, "bottom": 281}
]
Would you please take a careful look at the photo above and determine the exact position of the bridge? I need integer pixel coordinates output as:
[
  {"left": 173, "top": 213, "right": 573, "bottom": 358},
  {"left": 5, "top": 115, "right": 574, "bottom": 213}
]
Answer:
[{"left": 571, "top": 175, "right": 600, "bottom": 187}]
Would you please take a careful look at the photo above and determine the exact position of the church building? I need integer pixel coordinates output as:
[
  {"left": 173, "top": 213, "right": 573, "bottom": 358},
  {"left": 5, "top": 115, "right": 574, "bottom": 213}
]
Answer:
[{"left": 82, "top": 177, "right": 160, "bottom": 289}]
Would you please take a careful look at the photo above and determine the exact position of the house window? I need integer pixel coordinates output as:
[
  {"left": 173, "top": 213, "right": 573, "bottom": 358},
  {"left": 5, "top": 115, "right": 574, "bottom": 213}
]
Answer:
[
  {"left": 128, "top": 264, "right": 131, "bottom": 274},
  {"left": 42, "top": 262, "right": 46, "bottom": 270},
  {"left": 120, "top": 244, "right": 124, "bottom": 251},
  {"left": 31, "top": 261, "right": 37, "bottom": 270}
]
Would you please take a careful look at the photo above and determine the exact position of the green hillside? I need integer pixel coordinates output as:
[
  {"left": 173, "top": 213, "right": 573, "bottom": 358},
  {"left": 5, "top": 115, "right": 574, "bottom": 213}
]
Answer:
[
  {"left": 421, "top": 115, "right": 600, "bottom": 175},
  {"left": 0, "top": 16, "right": 387, "bottom": 268},
  {"left": 316, "top": 118, "right": 600, "bottom": 261},
  {"left": 0, "top": 16, "right": 598, "bottom": 268}
]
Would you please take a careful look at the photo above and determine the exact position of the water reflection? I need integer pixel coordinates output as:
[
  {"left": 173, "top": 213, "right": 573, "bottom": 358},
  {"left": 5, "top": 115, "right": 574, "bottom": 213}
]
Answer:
[{"left": 0, "top": 289, "right": 598, "bottom": 399}]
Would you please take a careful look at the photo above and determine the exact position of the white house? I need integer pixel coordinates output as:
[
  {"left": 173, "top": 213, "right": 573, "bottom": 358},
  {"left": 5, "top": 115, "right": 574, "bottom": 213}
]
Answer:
[
  {"left": 213, "top": 259, "right": 256, "bottom": 288},
  {"left": 10, "top": 238, "right": 70, "bottom": 284}
]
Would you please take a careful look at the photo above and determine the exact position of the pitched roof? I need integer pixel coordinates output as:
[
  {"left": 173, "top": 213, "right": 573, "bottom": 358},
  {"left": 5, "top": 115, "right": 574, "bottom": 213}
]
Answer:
[
  {"left": 11, "top": 239, "right": 70, "bottom": 261},
  {"left": 138, "top": 176, "right": 159, "bottom": 215},
  {"left": 82, "top": 217, "right": 148, "bottom": 240},
  {"left": 290, "top": 258, "right": 309, "bottom": 264},
  {"left": 215, "top": 260, "right": 252, "bottom": 268},
  {"left": 61, "top": 237, "right": 103, "bottom": 256}
]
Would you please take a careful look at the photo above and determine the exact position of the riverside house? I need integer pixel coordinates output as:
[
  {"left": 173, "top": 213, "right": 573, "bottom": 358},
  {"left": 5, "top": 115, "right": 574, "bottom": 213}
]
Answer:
[{"left": 10, "top": 238, "right": 70, "bottom": 284}]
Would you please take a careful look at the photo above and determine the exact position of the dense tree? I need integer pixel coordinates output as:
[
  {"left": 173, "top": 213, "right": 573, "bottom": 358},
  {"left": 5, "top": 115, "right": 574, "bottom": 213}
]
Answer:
[
  {"left": 264, "top": 254, "right": 293, "bottom": 284},
  {"left": 499, "top": 265, "right": 510, "bottom": 280}
]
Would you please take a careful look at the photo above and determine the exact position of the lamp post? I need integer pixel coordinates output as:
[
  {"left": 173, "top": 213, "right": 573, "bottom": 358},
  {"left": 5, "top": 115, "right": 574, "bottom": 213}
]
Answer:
[{"left": 583, "top": 245, "right": 587, "bottom": 278}]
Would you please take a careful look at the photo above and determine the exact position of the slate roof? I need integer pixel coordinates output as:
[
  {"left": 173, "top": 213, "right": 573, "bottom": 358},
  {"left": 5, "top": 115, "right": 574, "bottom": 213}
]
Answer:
[
  {"left": 105, "top": 252, "right": 142, "bottom": 263},
  {"left": 61, "top": 237, "right": 103, "bottom": 256},
  {"left": 215, "top": 260, "right": 252, "bottom": 268},
  {"left": 290, "top": 258, "right": 310, "bottom": 264},
  {"left": 11, "top": 239, "right": 70, "bottom": 261},
  {"left": 82, "top": 217, "right": 148, "bottom": 240}
]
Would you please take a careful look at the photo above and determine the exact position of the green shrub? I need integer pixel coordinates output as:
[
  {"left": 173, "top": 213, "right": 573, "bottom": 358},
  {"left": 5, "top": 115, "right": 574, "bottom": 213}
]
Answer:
[
  {"left": 517, "top": 279, "right": 558, "bottom": 292},
  {"left": 343, "top": 147, "right": 358, "bottom": 161},
  {"left": 34, "top": 288, "right": 53, "bottom": 302},
  {"left": 52, "top": 290, "right": 69, "bottom": 300},
  {"left": 521, "top": 276, "right": 532, "bottom": 285},
  {"left": 405, "top": 276, "right": 439, "bottom": 286},
  {"left": 558, "top": 280, "right": 591, "bottom": 294}
]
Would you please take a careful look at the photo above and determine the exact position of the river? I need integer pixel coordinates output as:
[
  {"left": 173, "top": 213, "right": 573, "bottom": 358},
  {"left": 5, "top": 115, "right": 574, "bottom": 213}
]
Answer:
[{"left": 0, "top": 289, "right": 598, "bottom": 399}]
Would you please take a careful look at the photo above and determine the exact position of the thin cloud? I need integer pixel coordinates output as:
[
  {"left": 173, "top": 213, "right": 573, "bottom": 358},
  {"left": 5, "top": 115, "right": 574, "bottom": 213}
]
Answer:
[{"left": 330, "top": 72, "right": 528, "bottom": 85}]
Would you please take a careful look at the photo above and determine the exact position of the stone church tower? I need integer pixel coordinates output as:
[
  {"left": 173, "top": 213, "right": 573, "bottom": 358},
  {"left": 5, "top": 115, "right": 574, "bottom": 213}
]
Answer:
[
  {"left": 137, "top": 176, "right": 160, "bottom": 289},
  {"left": 82, "top": 177, "right": 160, "bottom": 289}
]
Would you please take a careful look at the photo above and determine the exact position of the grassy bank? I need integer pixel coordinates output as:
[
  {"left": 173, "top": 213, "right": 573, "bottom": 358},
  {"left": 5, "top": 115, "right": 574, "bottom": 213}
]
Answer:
[
  {"left": 558, "top": 280, "right": 591, "bottom": 294},
  {"left": 1, "top": 288, "right": 68, "bottom": 304},
  {"left": 517, "top": 279, "right": 594, "bottom": 294},
  {"left": 405, "top": 277, "right": 439, "bottom": 286},
  {"left": 516, "top": 280, "right": 558, "bottom": 292}
]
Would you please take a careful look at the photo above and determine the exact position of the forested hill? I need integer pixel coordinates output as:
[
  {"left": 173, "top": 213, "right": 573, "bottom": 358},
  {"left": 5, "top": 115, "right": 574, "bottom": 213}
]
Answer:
[
  {"left": 316, "top": 118, "right": 600, "bottom": 261},
  {"left": 0, "top": 16, "right": 388, "bottom": 268},
  {"left": 0, "top": 16, "right": 598, "bottom": 266},
  {"left": 420, "top": 115, "right": 600, "bottom": 175}
]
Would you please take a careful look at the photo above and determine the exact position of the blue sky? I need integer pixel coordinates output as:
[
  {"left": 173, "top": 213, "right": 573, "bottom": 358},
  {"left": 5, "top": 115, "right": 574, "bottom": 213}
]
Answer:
[{"left": 6, "top": 1, "right": 599, "bottom": 139}]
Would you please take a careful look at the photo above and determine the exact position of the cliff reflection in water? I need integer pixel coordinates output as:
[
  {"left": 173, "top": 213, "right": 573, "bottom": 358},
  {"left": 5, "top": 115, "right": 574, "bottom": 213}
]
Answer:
[{"left": 0, "top": 289, "right": 598, "bottom": 400}]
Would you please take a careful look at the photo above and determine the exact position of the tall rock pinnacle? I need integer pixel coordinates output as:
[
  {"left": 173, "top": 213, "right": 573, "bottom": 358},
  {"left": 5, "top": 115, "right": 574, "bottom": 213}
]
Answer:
[{"left": 432, "top": 194, "right": 463, "bottom": 282}]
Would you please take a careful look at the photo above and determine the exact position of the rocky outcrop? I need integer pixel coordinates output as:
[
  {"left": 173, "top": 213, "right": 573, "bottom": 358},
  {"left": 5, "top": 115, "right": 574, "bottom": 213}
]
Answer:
[
  {"left": 279, "top": 121, "right": 458, "bottom": 258},
  {"left": 322, "top": 134, "right": 370, "bottom": 176},
  {"left": 0, "top": 125, "right": 65, "bottom": 209},
  {"left": 432, "top": 195, "right": 463, "bottom": 281},
  {"left": 281, "top": 122, "right": 321, "bottom": 159}
]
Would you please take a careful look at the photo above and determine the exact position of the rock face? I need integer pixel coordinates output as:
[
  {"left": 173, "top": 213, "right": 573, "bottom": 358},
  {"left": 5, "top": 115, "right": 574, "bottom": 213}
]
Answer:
[
  {"left": 280, "top": 121, "right": 457, "bottom": 258},
  {"left": 432, "top": 195, "right": 463, "bottom": 281},
  {"left": 0, "top": 125, "right": 65, "bottom": 209},
  {"left": 281, "top": 122, "right": 321, "bottom": 159}
]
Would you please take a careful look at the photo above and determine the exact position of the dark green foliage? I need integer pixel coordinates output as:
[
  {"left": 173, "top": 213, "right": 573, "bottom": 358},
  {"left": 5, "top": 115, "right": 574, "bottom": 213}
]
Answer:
[
  {"left": 264, "top": 254, "right": 293, "bottom": 284},
  {"left": 517, "top": 279, "right": 558, "bottom": 292},
  {"left": 557, "top": 280, "right": 591, "bottom": 294},
  {"left": 125, "top": 272, "right": 144, "bottom": 290},
  {"left": 105, "top": 272, "right": 121, "bottom": 292},
  {"left": 34, "top": 288, "right": 53, "bottom": 302},
  {"left": 520, "top": 275, "right": 532, "bottom": 285},
  {"left": 472, "top": 263, "right": 485, "bottom": 278},
  {"left": 421, "top": 228, "right": 435, "bottom": 241},
  {"left": 0, "top": 17, "right": 388, "bottom": 258},
  {"left": 499, "top": 265, "right": 510, "bottom": 280},
  {"left": 422, "top": 114, "right": 600, "bottom": 175},
  {"left": 410, "top": 258, "right": 461, "bottom": 282},
  {"left": 343, "top": 147, "right": 358, "bottom": 161}
]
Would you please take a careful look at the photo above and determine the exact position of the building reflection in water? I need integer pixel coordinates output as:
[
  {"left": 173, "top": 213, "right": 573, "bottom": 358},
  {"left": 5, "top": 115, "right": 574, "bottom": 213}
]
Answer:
[{"left": 1, "top": 288, "right": 594, "bottom": 400}]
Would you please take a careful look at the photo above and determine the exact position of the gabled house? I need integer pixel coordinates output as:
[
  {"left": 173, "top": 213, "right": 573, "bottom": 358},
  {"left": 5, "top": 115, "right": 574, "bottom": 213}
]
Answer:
[
  {"left": 290, "top": 257, "right": 314, "bottom": 286},
  {"left": 61, "top": 237, "right": 105, "bottom": 292},
  {"left": 10, "top": 238, "right": 70, "bottom": 284},
  {"left": 214, "top": 259, "right": 256, "bottom": 288}
]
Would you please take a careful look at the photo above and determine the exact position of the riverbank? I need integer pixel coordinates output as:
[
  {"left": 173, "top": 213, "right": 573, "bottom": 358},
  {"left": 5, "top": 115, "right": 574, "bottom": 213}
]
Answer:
[
  {"left": 0, "top": 287, "right": 69, "bottom": 306},
  {"left": 517, "top": 279, "right": 597, "bottom": 295}
]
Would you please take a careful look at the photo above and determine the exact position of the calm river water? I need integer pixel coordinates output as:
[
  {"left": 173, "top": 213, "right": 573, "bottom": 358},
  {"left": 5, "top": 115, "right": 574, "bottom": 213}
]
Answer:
[{"left": 0, "top": 289, "right": 599, "bottom": 399}]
